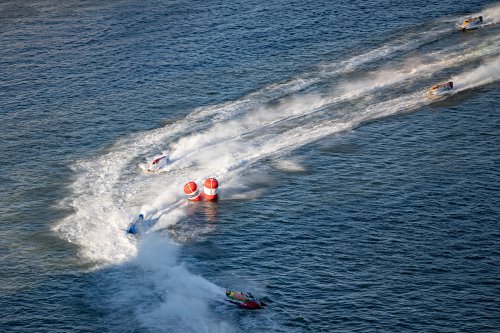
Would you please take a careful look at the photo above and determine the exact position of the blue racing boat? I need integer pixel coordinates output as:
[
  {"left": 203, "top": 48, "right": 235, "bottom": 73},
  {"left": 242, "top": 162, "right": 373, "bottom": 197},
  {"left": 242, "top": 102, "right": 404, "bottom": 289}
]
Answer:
[{"left": 127, "top": 214, "right": 145, "bottom": 234}]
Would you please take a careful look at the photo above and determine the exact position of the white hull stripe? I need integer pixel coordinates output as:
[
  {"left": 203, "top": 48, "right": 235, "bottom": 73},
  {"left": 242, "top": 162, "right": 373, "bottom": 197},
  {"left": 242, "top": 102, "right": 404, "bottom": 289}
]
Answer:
[
  {"left": 186, "top": 188, "right": 200, "bottom": 199},
  {"left": 204, "top": 187, "right": 218, "bottom": 195}
]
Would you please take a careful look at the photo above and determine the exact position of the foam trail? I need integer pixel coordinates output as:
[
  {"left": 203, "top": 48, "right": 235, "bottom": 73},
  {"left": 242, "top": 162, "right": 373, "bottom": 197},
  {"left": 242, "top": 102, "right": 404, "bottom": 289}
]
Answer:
[
  {"left": 132, "top": 237, "right": 233, "bottom": 332},
  {"left": 452, "top": 55, "right": 500, "bottom": 92},
  {"left": 164, "top": 35, "right": 500, "bottom": 171},
  {"left": 482, "top": 2, "right": 500, "bottom": 25},
  {"left": 55, "top": 157, "right": 138, "bottom": 264},
  {"left": 337, "top": 37, "right": 500, "bottom": 97},
  {"left": 321, "top": 15, "right": 459, "bottom": 75},
  {"left": 80, "top": 21, "right": 499, "bottom": 173},
  {"left": 62, "top": 32, "right": 500, "bottom": 240},
  {"left": 259, "top": 35, "right": 500, "bottom": 133},
  {"left": 54, "top": 5, "right": 500, "bottom": 330}
]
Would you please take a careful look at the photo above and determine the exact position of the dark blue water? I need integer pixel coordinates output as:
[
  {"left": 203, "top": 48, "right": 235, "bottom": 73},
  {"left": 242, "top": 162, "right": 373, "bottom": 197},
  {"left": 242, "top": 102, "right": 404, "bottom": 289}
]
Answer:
[{"left": 1, "top": 1, "right": 499, "bottom": 332}]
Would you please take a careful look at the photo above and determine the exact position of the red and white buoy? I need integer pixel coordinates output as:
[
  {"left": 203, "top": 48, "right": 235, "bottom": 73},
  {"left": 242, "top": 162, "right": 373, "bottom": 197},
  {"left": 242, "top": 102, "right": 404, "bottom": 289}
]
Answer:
[
  {"left": 184, "top": 181, "right": 202, "bottom": 201},
  {"left": 203, "top": 178, "right": 219, "bottom": 201}
]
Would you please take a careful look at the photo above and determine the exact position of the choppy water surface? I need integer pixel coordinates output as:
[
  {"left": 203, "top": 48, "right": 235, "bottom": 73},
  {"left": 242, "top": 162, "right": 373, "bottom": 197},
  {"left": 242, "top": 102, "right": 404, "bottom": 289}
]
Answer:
[{"left": 1, "top": 1, "right": 499, "bottom": 332}]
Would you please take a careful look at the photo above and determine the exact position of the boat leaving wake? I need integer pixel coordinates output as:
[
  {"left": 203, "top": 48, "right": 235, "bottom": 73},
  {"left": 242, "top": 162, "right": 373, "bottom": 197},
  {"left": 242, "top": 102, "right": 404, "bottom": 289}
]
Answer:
[{"left": 53, "top": 4, "right": 500, "bottom": 332}]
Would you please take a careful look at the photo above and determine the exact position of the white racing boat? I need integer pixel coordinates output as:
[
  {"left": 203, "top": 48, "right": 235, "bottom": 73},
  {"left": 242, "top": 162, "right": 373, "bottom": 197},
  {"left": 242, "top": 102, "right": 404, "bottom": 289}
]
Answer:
[
  {"left": 460, "top": 16, "right": 483, "bottom": 30},
  {"left": 146, "top": 155, "right": 169, "bottom": 172},
  {"left": 429, "top": 81, "right": 453, "bottom": 96}
]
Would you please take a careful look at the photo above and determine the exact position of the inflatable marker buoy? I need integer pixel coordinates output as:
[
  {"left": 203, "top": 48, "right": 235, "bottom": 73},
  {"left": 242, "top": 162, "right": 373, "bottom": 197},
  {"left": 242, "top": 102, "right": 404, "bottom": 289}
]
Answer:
[
  {"left": 184, "top": 182, "right": 202, "bottom": 201},
  {"left": 203, "top": 178, "right": 219, "bottom": 201}
]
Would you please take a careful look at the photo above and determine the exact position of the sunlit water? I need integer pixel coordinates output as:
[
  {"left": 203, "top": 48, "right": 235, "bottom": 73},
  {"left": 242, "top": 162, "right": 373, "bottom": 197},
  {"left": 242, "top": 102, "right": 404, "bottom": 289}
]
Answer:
[{"left": 1, "top": 1, "right": 499, "bottom": 332}]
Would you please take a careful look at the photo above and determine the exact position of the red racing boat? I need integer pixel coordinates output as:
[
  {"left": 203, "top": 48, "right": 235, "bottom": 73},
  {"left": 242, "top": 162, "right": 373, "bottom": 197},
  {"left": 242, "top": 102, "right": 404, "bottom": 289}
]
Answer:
[{"left": 225, "top": 289, "right": 267, "bottom": 309}]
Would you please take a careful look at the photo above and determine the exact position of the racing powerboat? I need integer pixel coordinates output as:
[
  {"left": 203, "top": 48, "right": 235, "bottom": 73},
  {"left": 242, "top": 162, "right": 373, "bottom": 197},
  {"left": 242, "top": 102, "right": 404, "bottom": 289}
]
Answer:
[
  {"left": 127, "top": 214, "right": 145, "bottom": 234},
  {"left": 225, "top": 289, "right": 267, "bottom": 309},
  {"left": 429, "top": 81, "right": 453, "bottom": 96},
  {"left": 146, "top": 155, "right": 169, "bottom": 173},
  {"left": 460, "top": 16, "right": 483, "bottom": 30}
]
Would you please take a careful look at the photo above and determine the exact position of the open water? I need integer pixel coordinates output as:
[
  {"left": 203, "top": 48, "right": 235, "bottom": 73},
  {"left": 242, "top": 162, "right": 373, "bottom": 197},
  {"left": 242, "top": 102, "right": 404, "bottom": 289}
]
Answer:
[{"left": 1, "top": 1, "right": 499, "bottom": 332}]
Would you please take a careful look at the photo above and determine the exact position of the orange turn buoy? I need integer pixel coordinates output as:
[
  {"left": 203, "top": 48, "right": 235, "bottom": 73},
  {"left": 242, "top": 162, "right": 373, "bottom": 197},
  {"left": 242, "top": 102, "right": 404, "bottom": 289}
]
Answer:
[
  {"left": 203, "top": 178, "right": 219, "bottom": 201},
  {"left": 184, "top": 181, "right": 202, "bottom": 201}
]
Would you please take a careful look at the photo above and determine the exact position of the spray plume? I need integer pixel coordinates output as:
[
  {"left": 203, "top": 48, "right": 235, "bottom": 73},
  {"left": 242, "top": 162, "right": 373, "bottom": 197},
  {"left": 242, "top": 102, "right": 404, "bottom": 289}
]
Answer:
[{"left": 452, "top": 55, "right": 500, "bottom": 91}]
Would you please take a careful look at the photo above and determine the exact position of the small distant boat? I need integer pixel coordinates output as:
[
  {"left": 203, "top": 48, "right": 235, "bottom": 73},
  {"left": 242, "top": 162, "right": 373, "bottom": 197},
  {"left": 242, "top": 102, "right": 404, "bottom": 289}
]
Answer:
[
  {"left": 146, "top": 155, "right": 169, "bottom": 173},
  {"left": 127, "top": 214, "right": 145, "bottom": 234},
  {"left": 429, "top": 81, "right": 453, "bottom": 96},
  {"left": 225, "top": 289, "right": 267, "bottom": 309},
  {"left": 460, "top": 16, "right": 483, "bottom": 30}
]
